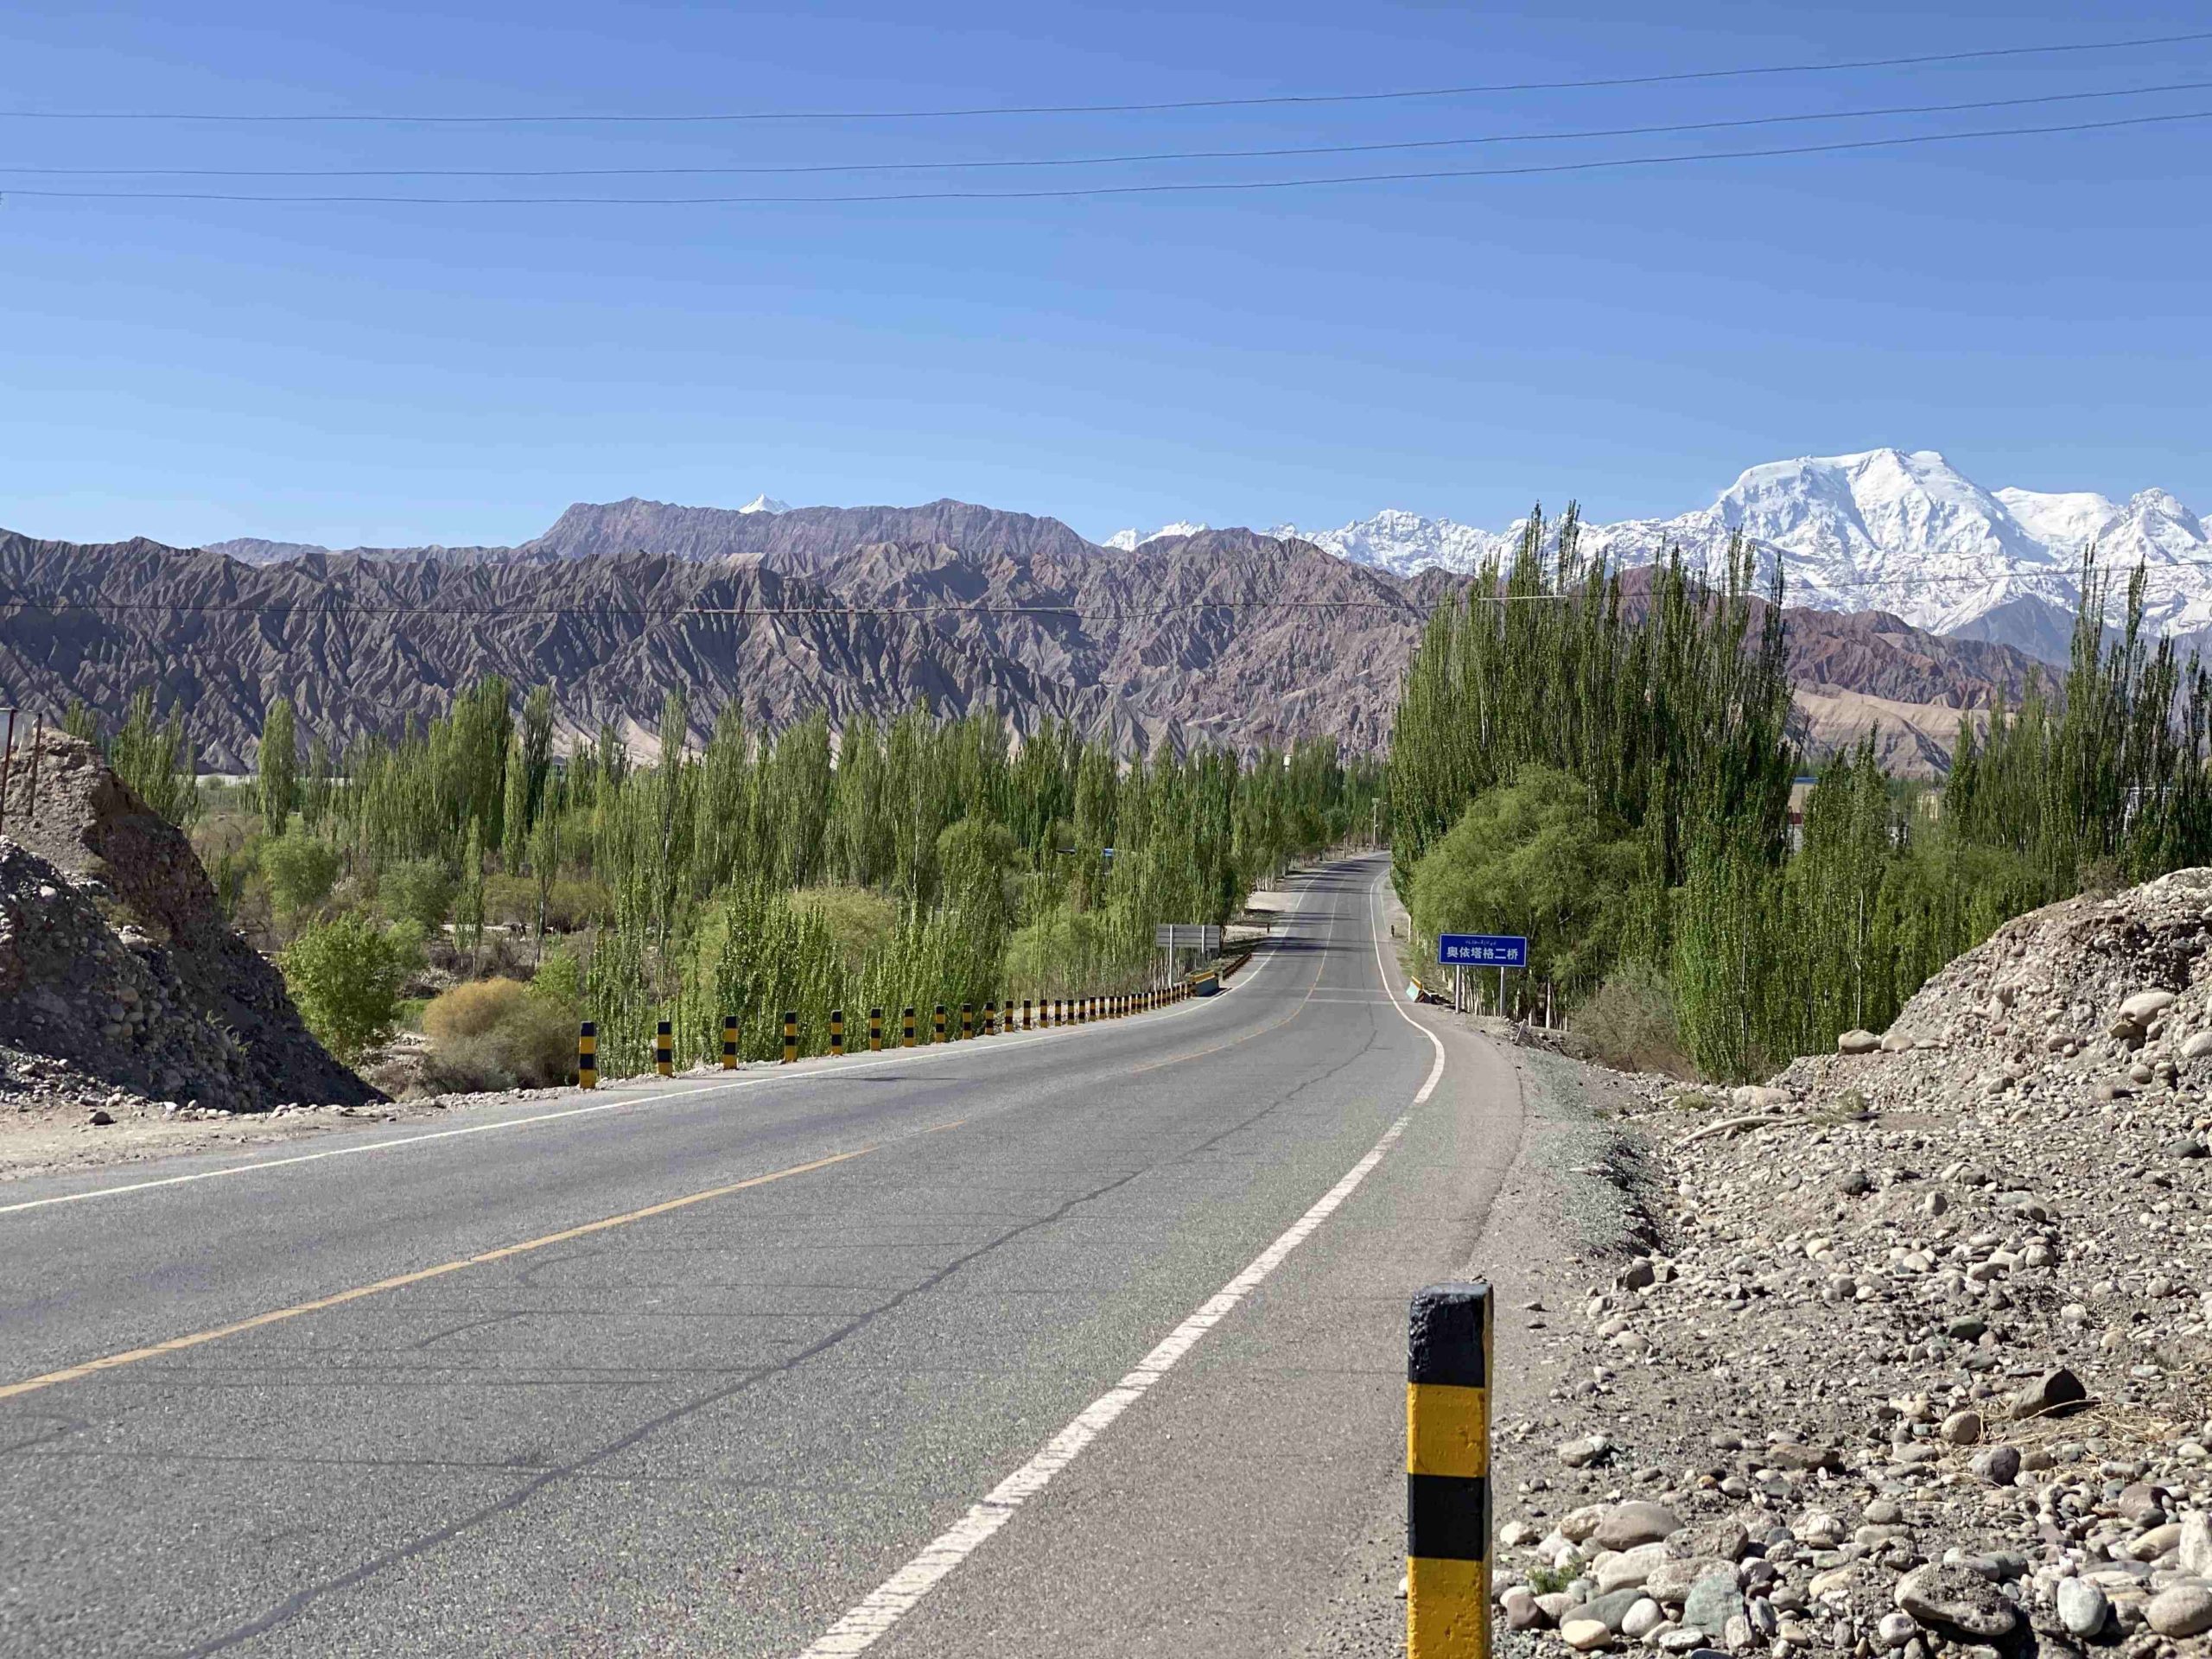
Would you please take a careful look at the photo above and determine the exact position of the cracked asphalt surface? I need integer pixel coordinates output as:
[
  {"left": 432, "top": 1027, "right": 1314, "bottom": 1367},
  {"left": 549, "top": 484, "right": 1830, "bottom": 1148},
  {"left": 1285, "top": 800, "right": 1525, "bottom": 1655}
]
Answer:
[{"left": 0, "top": 855, "right": 1527, "bottom": 1657}]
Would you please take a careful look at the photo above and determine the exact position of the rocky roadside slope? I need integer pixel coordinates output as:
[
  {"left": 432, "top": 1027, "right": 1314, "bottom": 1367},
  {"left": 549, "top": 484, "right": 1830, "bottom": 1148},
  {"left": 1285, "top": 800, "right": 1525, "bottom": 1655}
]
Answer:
[
  {"left": 1, "top": 728, "right": 377, "bottom": 1121},
  {"left": 1491, "top": 869, "right": 2212, "bottom": 1659}
]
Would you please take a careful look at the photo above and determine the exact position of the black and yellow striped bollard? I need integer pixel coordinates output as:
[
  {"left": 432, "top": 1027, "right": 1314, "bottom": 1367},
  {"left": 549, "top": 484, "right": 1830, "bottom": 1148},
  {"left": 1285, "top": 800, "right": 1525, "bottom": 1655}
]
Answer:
[
  {"left": 721, "top": 1015, "right": 738, "bottom": 1070},
  {"left": 982, "top": 1001, "right": 995, "bottom": 1036},
  {"left": 1408, "top": 1281, "right": 1492, "bottom": 1659},
  {"left": 830, "top": 1009, "right": 844, "bottom": 1057},
  {"left": 932, "top": 1004, "right": 947, "bottom": 1043},
  {"left": 782, "top": 1011, "right": 798, "bottom": 1065},
  {"left": 578, "top": 1021, "right": 597, "bottom": 1090},
  {"left": 655, "top": 1020, "right": 672, "bottom": 1077},
  {"left": 960, "top": 1002, "right": 974, "bottom": 1040},
  {"left": 903, "top": 1006, "right": 917, "bottom": 1047},
  {"left": 869, "top": 1007, "right": 884, "bottom": 1052},
  {"left": 1022, "top": 998, "right": 1032, "bottom": 1031}
]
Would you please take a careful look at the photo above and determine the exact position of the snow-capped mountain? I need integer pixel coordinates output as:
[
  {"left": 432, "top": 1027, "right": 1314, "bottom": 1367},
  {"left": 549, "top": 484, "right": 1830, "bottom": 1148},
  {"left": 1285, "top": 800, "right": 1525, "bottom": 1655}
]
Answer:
[
  {"left": 738, "top": 493, "right": 790, "bottom": 515},
  {"left": 1105, "top": 520, "right": 1209, "bottom": 551},
  {"left": 1272, "top": 449, "right": 2212, "bottom": 658}
]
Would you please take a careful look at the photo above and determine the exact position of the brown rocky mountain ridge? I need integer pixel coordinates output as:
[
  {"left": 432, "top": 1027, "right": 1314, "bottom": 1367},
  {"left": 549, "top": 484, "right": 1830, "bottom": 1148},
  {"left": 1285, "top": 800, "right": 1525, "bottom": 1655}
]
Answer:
[{"left": 8, "top": 499, "right": 2052, "bottom": 776}]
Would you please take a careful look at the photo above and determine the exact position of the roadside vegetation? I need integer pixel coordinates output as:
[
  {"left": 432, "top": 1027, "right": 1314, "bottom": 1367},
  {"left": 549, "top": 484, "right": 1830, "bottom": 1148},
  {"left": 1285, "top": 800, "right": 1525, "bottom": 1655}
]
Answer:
[
  {"left": 65, "top": 687, "right": 1376, "bottom": 1086},
  {"left": 1389, "top": 509, "right": 2212, "bottom": 1080}
]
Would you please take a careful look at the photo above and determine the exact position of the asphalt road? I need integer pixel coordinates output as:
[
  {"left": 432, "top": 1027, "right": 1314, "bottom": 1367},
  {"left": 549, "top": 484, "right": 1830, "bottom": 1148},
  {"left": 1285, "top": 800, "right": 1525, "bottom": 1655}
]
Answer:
[{"left": 0, "top": 855, "right": 1529, "bottom": 1658}]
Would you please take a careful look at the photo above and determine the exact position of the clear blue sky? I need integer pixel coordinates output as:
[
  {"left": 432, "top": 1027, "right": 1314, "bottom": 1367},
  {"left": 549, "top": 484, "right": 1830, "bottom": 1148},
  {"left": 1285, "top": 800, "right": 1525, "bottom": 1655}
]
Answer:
[{"left": 3, "top": 0, "right": 2208, "bottom": 550}]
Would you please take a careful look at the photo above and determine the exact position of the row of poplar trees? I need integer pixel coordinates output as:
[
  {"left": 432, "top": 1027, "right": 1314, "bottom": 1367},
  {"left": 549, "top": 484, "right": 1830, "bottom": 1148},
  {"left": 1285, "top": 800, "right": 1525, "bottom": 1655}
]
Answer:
[
  {"left": 284, "top": 686, "right": 1373, "bottom": 1077},
  {"left": 1388, "top": 509, "right": 2212, "bottom": 1080}
]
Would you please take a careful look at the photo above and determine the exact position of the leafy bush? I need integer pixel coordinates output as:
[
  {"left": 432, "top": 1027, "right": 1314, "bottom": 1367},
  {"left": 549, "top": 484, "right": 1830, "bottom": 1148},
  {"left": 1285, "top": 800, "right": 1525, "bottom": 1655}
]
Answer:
[
  {"left": 259, "top": 826, "right": 340, "bottom": 931},
  {"left": 421, "top": 977, "right": 574, "bottom": 1090},
  {"left": 528, "top": 942, "right": 584, "bottom": 1014},
  {"left": 484, "top": 872, "right": 538, "bottom": 930},
  {"left": 381, "top": 859, "right": 457, "bottom": 930},
  {"left": 789, "top": 886, "right": 899, "bottom": 974},
  {"left": 282, "top": 912, "right": 420, "bottom": 1064},
  {"left": 1409, "top": 765, "right": 1641, "bottom": 995},
  {"left": 1573, "top": 962, "right": 1695, "bottom": 1078}
]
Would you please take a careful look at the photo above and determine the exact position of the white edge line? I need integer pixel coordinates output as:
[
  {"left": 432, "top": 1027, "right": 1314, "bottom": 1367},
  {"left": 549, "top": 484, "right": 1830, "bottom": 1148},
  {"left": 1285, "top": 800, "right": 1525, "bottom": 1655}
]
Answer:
[
  {"left": 0, "top": 877, "right": 1311, "bottom": 1220},
  {"left": 791, "top": 859, "right": 1432, "bottom": 1658},
  {"left": 1370, "top": 864, "right": 1449, "bottom": 1105}
]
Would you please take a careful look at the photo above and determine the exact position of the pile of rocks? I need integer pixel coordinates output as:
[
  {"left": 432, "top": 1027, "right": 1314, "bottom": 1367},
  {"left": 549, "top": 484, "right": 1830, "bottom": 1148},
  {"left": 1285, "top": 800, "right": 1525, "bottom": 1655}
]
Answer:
[
  {"left": 1495, "top": 871, "right": 2210, "bottom": 1659},
  {"left": 1801, "top": 867, "right": 2212, "bottom": 1121},
  {"left": 0, "top": 729, "right": 377, "bottom": 1115}
]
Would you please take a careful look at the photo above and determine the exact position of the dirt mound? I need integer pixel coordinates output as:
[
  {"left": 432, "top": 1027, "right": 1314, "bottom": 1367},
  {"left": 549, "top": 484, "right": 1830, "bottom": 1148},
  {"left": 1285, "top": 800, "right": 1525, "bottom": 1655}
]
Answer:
[
  {"left": 0, "top": 729, "right": 378, "bottom": 1112},
  {"left": 1486, "top": 873, "right": 2211, "bottom": 1659},
  {"left": 1778, "top": 866, "right": 2212, "bottom": 1115}
]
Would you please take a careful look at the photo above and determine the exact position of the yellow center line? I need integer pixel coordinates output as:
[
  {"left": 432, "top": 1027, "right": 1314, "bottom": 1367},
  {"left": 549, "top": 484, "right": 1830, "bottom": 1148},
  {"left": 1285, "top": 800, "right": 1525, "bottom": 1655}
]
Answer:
[{"left": 0, "top": 1147, "right": 872, "bottom": 1404}]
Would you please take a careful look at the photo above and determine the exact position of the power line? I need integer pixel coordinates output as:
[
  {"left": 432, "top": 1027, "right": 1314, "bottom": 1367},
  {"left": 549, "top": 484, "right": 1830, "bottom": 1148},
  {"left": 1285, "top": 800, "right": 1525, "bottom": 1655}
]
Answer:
[
  {"left": 3, "top": 29, "right": 2206, "bottom": 123},
  {"left": 9, "top": 79, "right": 2206, "bottom": 179},
  {"left": 10, "top": 107, "right": 2208, "bottom": 203}
]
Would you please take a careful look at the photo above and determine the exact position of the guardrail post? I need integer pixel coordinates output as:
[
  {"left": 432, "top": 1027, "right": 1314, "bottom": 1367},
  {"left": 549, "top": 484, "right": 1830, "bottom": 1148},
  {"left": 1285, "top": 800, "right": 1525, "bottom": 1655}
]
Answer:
[
  {"left": 654, "top": 1020, "right": 672, "bottom": 1077},
  {"left": 933, "top": 1004, "right": 947, "bottom": 1043},
  {"left": 983, "top": 1000, "right": 997, "bottom": 1035},
  {"left": 721, "top": 1015, "right": 737, "bottom": 1070},
  {"left": 961, "top": 1002, "right": 974, "bottom": 1039},
  {"left": 902, "top": 1007, "right": 916, "bottom": 1047},
  {"left": 782, "top": 1012, "right": 798, "bottom": 1064},
  {"left": 869, "top": 1007, "right": 884, "bottom": 1052},
  {"left": 830, "top": 1009, "right": 844, "bottom": 1056},
  {"left": 578, "top": 1021, "right": 597, "bottom": 1090},
  {"left": 1022, "top": 998, "right": 1032, "bottom": 1031},
  {"left": 1408, "top": 1281, "right": 1492, "bottom": 1659}
]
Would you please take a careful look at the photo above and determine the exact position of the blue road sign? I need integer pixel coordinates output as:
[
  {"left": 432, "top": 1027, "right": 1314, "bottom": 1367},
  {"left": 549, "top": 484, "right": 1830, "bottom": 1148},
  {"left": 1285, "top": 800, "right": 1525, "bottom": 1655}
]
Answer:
[{"left": 1438, "top": 933, "right": 1529, "bottom": 969}]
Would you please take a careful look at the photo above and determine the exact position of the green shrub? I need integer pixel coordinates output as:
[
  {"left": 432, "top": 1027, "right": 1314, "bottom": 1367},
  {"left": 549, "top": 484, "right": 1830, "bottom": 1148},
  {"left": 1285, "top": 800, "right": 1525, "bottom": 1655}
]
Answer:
[
  {"left": 282, "top": 912, "right": 420, "bottom": 1064},
  {"left": 1409, "top": 766, "right": 1641, "bottom": 995},
  {"left": 790, "top": 886, "right": 899, "bottom": 974},
  {"left": 529, "top": 943, "right": 585, "bottom": 1014},
  {"left": 484, "top": 872, "right": 538, "bottom": 930},
  {"left": 381, "top": 859, "right": 457, "bottom": 930},
  {"left": 421, "top": 976, "right": 573, "bottom": 1090},
  {"left": 259, "top": 826, "right": 340, "bottom": 931}
]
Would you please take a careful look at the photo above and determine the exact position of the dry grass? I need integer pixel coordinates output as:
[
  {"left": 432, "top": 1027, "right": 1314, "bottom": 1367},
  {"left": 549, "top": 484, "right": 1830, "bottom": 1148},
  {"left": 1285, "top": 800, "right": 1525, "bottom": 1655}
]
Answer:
[
  {"left": 1572, "top": 964, "right": 1697, "bottom": 1078},
  {"left": 420, "top": 977, "right": 573, "bottom": 1090}
]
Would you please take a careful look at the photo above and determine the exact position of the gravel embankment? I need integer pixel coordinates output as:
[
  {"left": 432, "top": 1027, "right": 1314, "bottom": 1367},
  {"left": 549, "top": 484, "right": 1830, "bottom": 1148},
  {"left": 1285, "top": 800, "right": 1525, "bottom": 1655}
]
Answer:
[{"left": 1491, "top": 869, "right": 2212, "bottom": 1659}]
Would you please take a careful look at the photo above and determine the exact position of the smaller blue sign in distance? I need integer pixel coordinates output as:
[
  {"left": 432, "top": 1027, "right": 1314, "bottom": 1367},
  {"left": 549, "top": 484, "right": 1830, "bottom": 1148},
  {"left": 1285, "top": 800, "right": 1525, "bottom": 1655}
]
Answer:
[{"left": 1438, "top": 933, "right": 1529, "bottom": 968}]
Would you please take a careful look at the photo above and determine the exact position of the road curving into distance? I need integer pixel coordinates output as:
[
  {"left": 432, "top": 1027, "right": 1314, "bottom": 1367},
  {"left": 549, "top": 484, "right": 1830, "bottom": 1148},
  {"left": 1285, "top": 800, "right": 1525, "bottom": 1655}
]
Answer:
[{"left": 0, "top": 855, "right": 1529, "bottom": 1658}]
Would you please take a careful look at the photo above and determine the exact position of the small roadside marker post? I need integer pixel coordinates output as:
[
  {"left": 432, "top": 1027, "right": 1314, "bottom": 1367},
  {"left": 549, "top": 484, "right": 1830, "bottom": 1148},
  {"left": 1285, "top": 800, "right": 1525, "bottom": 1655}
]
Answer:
[
  {"left": 960, "top": 1002, "right": 974, "bottom": 1040},
  {"left": 983, "top": 1001, "right": 997, "bottom": 1035},
  {"left": 721, "top": 1016, "right": 738, "bottom": 1070},
  {"left": 830, "top": 1009, "right": 844, "bottom": 1056},
  {"left": 1022, "top": 998, "right": 1033, "bottom": 1031},
  {"left": 781, "top": 1012, "right": 798, "bottom": 1065},
  {"left": 869, "top": 1007, "right": 883, "bottom": 1052},
  {"left": 654, "top": 1020, "right": 672, "bottom": 1077},
  {"left": 1408, "top": 1281, "right": 1492, "bottom": 1659},
  {"left": 933, "top": 1005, "right": 947, "bottom": 1043},
  {"left": 902, "top": 1007, "right": 916, "bottom": 1047},
  {"left": 578, "top": 1021, "right": 597, "bottom": 1090}
]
